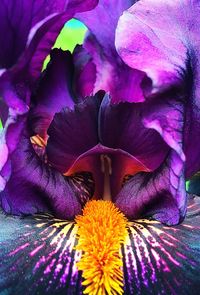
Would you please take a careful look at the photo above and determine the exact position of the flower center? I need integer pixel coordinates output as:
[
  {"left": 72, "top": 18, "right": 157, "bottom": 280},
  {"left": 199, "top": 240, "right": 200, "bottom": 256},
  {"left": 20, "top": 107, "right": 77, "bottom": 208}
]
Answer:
[{"left": 75, "top": 200, "right": 128, "bottom": 295}]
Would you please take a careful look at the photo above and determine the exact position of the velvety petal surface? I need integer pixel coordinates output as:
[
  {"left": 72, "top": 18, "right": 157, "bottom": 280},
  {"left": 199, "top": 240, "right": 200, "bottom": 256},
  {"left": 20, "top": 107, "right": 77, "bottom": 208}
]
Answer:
[
  {"left": 115, "top": 150, "right": 186, "bottom": 225},
  {"left": 99, "top": 95, "right": 169, "bottom": 171},
  {"left": 0, "top": 116, "right": 96, "bottom": 219},
  {"left": 0, "top": 0, "right": 98, "bottom": 72},
  {"left": 0, "top": 0, "right": 99, "bottom": 122},
  {"left": 76, "top": 0, "right": 147, "bottom": 103},
  {"left": 46, "top": 93, "right": 102, "bottom": 174},
  {"left": 0, "top": 196, "right": 199, "bottom": 294},
  {"left": 73, "top": 45, "right": 96, "bottom": 99},
  {"left": 116, "top": 0, "right": 200, "bottom": 178},
  {"left": 115, "top": 93, "right": 186, "bottom": 225},
  {"left": 29, "top": 49, "right": 75, "bottom": 139},
  {"left": 0, "top": 0, "right": 67, "bottom": 70}
]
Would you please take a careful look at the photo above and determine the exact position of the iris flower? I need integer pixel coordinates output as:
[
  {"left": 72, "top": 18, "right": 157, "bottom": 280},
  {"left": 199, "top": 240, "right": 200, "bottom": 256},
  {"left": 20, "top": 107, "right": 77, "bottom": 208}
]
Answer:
[{"left": 0, "top": 0, "right": 200, "bottom": 294}]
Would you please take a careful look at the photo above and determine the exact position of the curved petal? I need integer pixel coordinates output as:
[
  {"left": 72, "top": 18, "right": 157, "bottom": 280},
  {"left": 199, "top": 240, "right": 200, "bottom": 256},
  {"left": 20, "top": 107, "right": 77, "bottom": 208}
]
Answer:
[
  {"left": 29, "top": 49, "right": 75, "bottom": 139},
  {"left": 0, "top": 0, "right": 99, "bottom": 118},
  {"left": 115, "top": 150, "right": 186, "bottom": 225},
  {"left": 0, "top": 117, "right": 96, "bottom": 219},
  {"left": 0, "top": 97, "right": 8, "bottom": 125},
  {"left": 73, "top": 45, "right": 96, "bottom": 99},
  {"left": 115, "top": 0, "right": 200, "bottom": 178},
  {"left": 0, "top": 0, "right": 98, "bottom": 73},
  {"left": 46, "top": 93, "right": 102, "bottom": 174},
  {"left": 115, "top": 94, "right": 187, "bottom": 225},
  {"left": 76, "top": 0, "right": 147, "bottom": 103},
  {"left": 0, "top": 0, "right": 68, "bottom": 70},
  {"left": 99, "top": 94, "right": 169, "bottom": 171}
]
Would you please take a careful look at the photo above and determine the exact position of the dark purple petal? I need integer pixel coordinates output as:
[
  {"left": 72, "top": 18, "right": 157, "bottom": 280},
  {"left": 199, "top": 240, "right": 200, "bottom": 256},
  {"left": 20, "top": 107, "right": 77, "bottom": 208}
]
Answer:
[
  {"left": 0, "top": 97, "right": 8, "bottom": 125},
  {"left": 0, "top": 116, "right": 96, "bottom": 219},
  {"left": 46, "top": 93, "right": 102, "bottom": 174},
  {"left": 114, "top": 93, "right": 187, "bottom": 224},
  {"left": 75, "top": 0, "right": 147, "bottom": 103},
  {"left": 0, "top": 0, "right": 99, "bottom": 121},
  {"left": 0, "top": 0, "right": 98, "bottom": 72},
  {"left": 99, "top": 95, "right": 169, "bottom": 171},
  {"left": 63, "top": 144, "right": 149, "bottom": 198},
  {"left": 73, "top": 45, "right": 96, "bottom": 99},
  {"left": 29, "top": 49, "right": 75, "bottom": 139},
  {"left": 1, "top": 134, "right": 81, "bottom": 219},
  {"left": 115, "top": 0, "right": 200, "bottom": 178},
  {"left": 0, "top": 0, "right": 66, "bottom": 70},
  {"left": 68, "top": 0, "right": 99, "bottom": 11},
  {"left": 115, "top": 150, "right": 186, "bottom": 225}
]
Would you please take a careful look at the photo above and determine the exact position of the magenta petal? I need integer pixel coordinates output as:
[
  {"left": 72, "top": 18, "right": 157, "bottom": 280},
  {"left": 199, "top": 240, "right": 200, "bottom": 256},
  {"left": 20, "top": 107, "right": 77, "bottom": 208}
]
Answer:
[
  {"left": 76, "top": 0, "right": 146, "bottom": 103},
  {"left": 116, "top": 0, "right": 200, "bottom": 178}
]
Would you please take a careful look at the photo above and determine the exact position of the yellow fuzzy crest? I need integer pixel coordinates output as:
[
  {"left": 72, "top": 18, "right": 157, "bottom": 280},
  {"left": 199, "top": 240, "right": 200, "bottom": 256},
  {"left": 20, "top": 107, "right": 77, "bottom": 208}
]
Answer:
[{"left": 75, "top": 200, "right": 128, "bottom": 295}]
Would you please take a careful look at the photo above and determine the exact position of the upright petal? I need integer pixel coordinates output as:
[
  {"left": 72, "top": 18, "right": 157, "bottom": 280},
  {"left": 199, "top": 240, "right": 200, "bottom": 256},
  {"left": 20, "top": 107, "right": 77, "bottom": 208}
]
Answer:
[
  {"left": 73, "top": 45, "right": 96, "bottom": 99},
  {"left": 99, "top": 95, "right": 169, "bottom": 171},
  {"left": 76, "top": 0, "right": 147, "bottom": 103},
  {"left": 0, "top": 0, "right": 99, "bottom": 117},
  {"left": 115, "top": 95, "right": 186, "bottom": 225},
  {"left": 115, "top": 150, "right": 186, "bottom": 225},
  {"left": 46, "top": 94, "right": 102, "bottom": 173},
  {"left": 0, "top": 0, "right": 98, "bottom": 73},
  {"left": 116, "top": 0, "right": 200, "bottom": 178},
  {"left": 29, "top": 49, "right": 76, "bottom": 139}
]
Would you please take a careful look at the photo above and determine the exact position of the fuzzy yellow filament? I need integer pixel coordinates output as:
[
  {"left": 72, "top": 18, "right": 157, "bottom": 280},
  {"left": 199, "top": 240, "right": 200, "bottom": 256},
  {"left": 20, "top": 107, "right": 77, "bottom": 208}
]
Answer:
[{"left": 75, "top": 200, "right": 128, "bottom": 295}]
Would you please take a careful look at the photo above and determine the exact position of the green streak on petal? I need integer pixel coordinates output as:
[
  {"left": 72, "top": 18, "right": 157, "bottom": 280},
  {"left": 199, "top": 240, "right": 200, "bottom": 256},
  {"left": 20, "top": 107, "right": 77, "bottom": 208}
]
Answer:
[{"left": 0, "top": 119, "right": 2, "bottom": 130}]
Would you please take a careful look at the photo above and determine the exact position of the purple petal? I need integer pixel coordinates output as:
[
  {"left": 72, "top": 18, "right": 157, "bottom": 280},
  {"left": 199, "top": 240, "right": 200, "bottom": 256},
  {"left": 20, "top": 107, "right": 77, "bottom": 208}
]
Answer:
[
  {"left": 0, "top": 0, "right": 66, "bottom": 70},
  {"left": 76, "top": 0, "right": 136, "bottom": 48},
  {"left": 115, "top": 0, "right": 200, "bottom": 178},
  {"left": 46, "top": 94, "right": 102, "bottom": 173},
  {"left": 0, "top": 0, "right": 99, "bottom": 124},
  {"left": 0, "top": 117, "right": 96, "bottom": 219},
  {"left": 73, "top": 45, "right": 96, "bottom": 99},
  {"left": 115, "top": 150, "right": 186, "bottom": 225},
  {"left": 0, "top": 0, "right": 98, "bottom": 73},
  {"left": 99, "top": 95, "right": 169, "bottom": 171},
  {"left": 0, "top": 97, "right": 8, "bottom": 125},
  {"left": 76, "top": 0, "right": 147, "bottom": 103},
  {"left": 29, "top": 49, "right": 75, "bottom": 139},
  {"left": 114, "top": 93, "right": 187, "bottom": 224}
]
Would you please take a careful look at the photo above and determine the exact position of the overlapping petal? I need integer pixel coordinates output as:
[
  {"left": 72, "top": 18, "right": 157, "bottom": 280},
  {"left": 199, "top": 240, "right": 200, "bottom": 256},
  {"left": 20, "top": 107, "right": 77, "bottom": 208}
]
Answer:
[
  {"left": 0, "top": 0, "right": 99, "bottom": 121},
  {"left": 115, "top": 0, "right": 200, "bottom": 179},
  {"left": 30, "top": 49, "right": 76, "bottom": 139},
  {"left": 0, "top": 0, "right": 99, "bottom": 213},
  {"left": 75, "top": 0, "right": 148, "bottom": 103}
]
